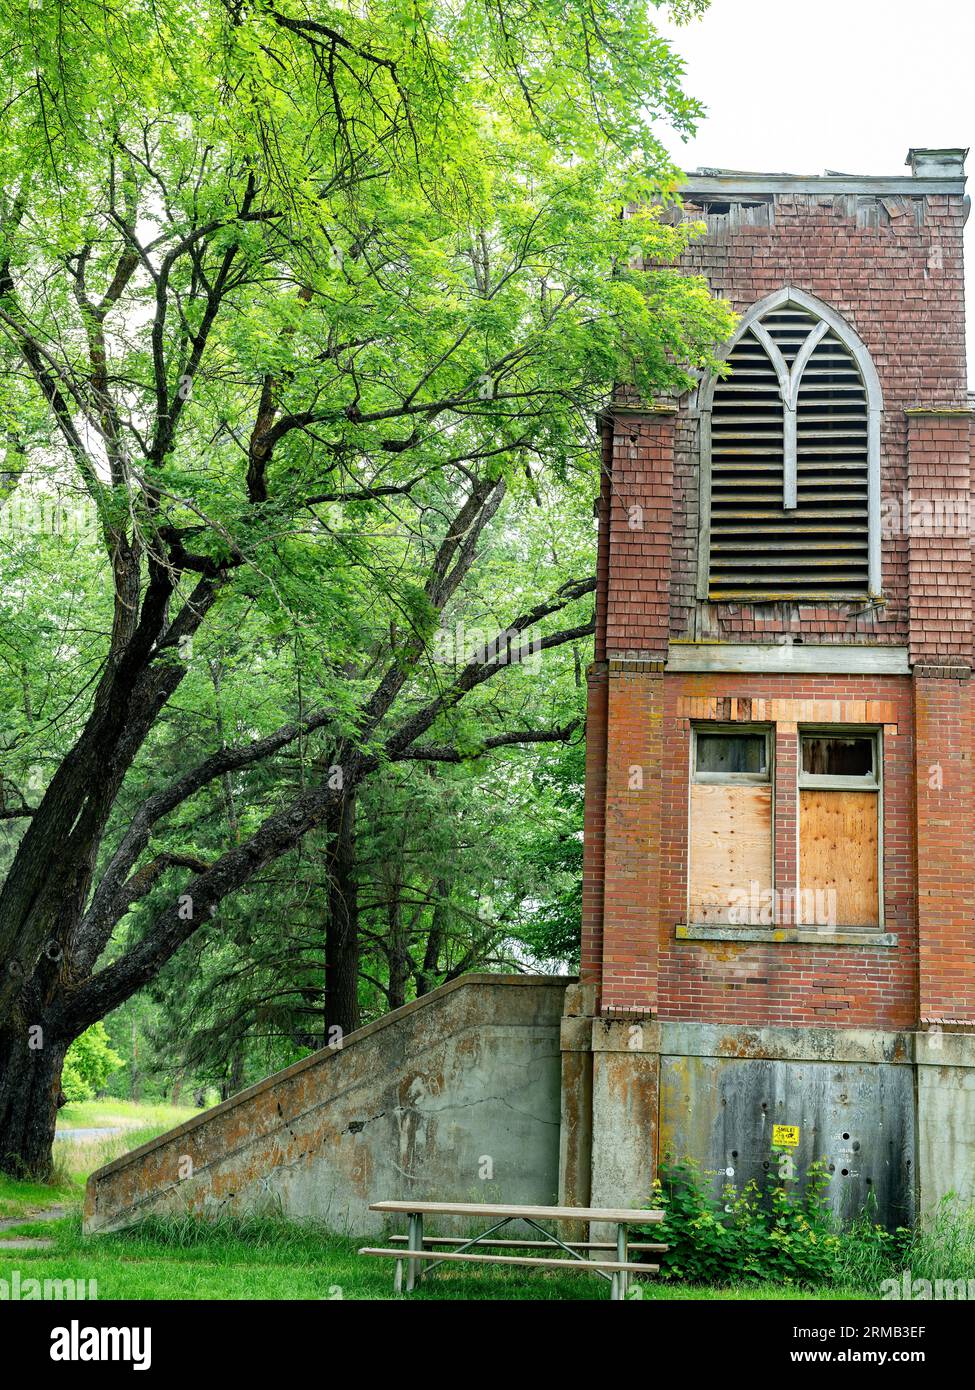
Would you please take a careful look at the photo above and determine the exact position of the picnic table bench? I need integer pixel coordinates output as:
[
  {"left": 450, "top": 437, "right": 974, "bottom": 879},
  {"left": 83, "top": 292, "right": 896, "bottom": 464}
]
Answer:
[{"left": 359, "top": 1201, "right": 667, "bottom": 1300}]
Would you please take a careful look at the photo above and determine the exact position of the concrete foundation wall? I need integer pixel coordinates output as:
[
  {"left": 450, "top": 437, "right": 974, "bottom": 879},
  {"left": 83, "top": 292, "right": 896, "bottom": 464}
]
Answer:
[
  {"left": 657, "top": 1022, "right": 916, "bottom": 1227},
  {"left": 85, "top": 975, "right": 975, "bottom": 1240},
  {"left": 560, "top": 1008, "right": 962, "bottom": 1230},
  {"left": 84, "top": 975, "right": 568, "bottom": 1237},
  {"left": 916, "top": 1032, "right": 975, "bottom": 1219},
  {"left": 659, "top": 1053, "right": 915, "bottom": 1227}
]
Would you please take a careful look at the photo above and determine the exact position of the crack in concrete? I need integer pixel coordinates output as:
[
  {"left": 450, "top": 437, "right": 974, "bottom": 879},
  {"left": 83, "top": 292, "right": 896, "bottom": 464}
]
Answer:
[{"left": 344, "top": 1110, "right": 387, "bottom": 1134}]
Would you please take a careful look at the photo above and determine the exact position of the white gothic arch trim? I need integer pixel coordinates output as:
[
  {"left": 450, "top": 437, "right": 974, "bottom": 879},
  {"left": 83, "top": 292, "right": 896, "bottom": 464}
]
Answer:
[{"left": 696, "top": 286, "right": 883, "bottom": 600}]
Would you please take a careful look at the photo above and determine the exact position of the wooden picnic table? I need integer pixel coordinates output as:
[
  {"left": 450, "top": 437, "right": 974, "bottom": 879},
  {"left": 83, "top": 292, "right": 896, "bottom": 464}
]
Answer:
[{"left": 359, "top": 1200, "right": 666, "bottom": 1300}]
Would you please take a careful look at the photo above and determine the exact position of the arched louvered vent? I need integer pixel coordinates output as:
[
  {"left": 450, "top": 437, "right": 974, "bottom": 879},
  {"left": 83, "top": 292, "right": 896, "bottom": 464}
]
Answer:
[{"left": 704, "top": 299, "right": 873, "bottom": 600}]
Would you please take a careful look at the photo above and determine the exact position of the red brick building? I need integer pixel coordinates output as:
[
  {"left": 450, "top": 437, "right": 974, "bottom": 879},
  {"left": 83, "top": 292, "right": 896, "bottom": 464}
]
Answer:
[{"left": 559, "top": 149, "right": 975, "bottom": 1227}]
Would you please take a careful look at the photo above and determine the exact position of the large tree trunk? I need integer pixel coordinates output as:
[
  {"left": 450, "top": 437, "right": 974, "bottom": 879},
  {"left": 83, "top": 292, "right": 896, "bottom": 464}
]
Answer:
[
  {"left": 0, "top": 565, "right": 219, "bottom": 1025},
  {"left": 220, "top": 1040, "right": 246, "bottom": 1101},
  {"left": 0, "top": 1023, "right": 70, "bottom": 1179},
  {"left": 324, "top": 791, "right": 360, "bottom": 1039},
  {"left": 415, "top": 878, "right": 448, "bottom": 997},
  {"left": 386, "top": 894, "right": 411, "bottom": 1012}
]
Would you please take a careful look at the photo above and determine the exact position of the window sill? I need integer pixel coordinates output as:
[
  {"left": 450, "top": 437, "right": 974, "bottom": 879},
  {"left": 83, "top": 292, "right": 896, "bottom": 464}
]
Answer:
[{"left": 676, "top": 923, "right": 898, "bottom": 948}]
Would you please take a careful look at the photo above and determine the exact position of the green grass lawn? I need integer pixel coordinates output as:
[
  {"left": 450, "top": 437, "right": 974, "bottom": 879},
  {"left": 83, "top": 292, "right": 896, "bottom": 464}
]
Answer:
[
  {"left": 57, "top": 1099, "right": 200, "bottom": 1132},
  {"left": 0, "top": 1099, "right": 865, "bottom": 1300},
  {"left": 0, "top": 1212, "right": 865, "bottom": 1300}
]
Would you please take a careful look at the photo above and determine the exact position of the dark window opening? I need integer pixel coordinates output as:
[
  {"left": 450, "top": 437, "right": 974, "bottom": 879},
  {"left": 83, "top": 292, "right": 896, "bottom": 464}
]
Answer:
[
  {"left": 690, "top": 197, "right": 772, "bottom": 216},
  {"left": 801, "top": 735, "right": 874, "bottom": 778},
  {"left": 695, "top": 732, "right": 768, "bottom": 775}
]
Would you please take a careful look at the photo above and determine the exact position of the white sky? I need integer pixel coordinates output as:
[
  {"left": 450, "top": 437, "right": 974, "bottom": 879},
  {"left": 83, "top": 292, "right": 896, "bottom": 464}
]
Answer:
[{"left": 657, "top": 0, "right": 975, "bottom": 382}]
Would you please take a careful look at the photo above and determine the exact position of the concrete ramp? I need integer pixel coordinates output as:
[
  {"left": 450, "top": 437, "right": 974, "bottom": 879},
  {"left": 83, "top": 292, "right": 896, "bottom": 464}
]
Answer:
[{"left": 84, "top": 975, "right": 568, "bottom": 1236}]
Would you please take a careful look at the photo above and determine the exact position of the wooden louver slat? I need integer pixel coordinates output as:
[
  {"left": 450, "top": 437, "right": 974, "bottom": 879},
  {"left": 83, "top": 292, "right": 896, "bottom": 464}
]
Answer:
[{"left": 707, "top": 309, "right": 870, "bottom": 599}]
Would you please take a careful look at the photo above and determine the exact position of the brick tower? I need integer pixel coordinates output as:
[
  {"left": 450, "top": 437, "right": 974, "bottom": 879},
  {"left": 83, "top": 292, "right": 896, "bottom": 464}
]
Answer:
[{"left": 559, "top": 149, "right": 974, "bottom": 1227}]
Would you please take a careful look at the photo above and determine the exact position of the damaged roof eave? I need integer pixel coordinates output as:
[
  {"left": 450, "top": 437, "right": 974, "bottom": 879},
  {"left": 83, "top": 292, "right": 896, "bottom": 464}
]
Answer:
[{"left": 680, "top": 172, "right": 968, "bottom": 198}]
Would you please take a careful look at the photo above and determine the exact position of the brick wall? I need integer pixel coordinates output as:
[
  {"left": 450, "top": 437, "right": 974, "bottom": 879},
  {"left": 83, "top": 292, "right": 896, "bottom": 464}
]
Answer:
[
  {"left": 599, "top": 663, "right": 664, "bottom": 1015},
  {"left": 655, "top": 672, "right": 916, "bottom": 1030},
  {"left": 905, "top": 410, "right": 975, "bottom": 1021},
  {"left": 914, "top": 674, "right": 975, "bottom": 1023},
  {"left": 580, "top": 417, "right": 614, "bottom": 989},
  {"left": 581, "top": 184, "right": 975, "bottom": 1033},
  {"left": 666, "top": 193, "right": 968, "bottom": 647},
  {"left": 604, "top": 409, "right": 675, "bottom": 659},
  {"left": 906, "top": 412, "right": 972, "bottom": 665},
  {"left": 593, "top": 670, "right": 917, "bottom": 1029},
  {"left": 580, "top": 663, "right": 607, "bottom": 988}
]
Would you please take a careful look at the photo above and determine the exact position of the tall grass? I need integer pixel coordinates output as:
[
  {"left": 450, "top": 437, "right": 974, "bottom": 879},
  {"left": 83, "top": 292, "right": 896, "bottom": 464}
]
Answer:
[
  {"left": 52, "top": 1127, "right": 167, "bottom": 1187},
  {"left": 1, "top": 1212, "right": 862, "bottom": 1299},
  {"left": 58, "top": 1099, "right": 199, "bottom": 1131},
  {"left": 835, "top": 1197, "right": 975, "bottom": 1294}
]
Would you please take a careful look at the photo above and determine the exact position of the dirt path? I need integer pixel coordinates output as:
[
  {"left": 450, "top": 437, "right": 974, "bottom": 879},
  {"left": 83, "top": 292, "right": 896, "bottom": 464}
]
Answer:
[
  {"left": 54, "top": 1126, "right": 124, "bottom": 1142},
  {"left": 0, "top": 1204, "right": 72, "bottom": 1250}
]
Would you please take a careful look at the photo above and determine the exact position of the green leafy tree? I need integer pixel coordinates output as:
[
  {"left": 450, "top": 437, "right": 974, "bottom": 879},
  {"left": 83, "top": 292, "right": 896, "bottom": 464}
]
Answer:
[
  {"left": 61, "top": 1023, "right": 125, "bottom": 1104},
  {"left": 0, "top": 0, "right": 732, "bottom": 1177}
]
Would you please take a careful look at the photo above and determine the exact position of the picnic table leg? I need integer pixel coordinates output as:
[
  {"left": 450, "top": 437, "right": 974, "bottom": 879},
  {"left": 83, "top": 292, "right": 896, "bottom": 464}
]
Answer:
[
  {"left": 616, "top": 1224, "right": 628, "bottom": 1301},
  {"left": 406, "top": 1213, "right": 424, "bottom": 1292}
]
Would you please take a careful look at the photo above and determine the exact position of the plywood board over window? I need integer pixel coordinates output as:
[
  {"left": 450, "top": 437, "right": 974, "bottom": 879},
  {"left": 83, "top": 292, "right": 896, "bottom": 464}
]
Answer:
[
  {"left": 797, "top": 731, "right": 881, "bottom": 928},
  {"left": 798, "top": 790, "right": 879, "bottom": 926},
  {"left": 689, "top": 783, "right": 773, "bottom": 924}
]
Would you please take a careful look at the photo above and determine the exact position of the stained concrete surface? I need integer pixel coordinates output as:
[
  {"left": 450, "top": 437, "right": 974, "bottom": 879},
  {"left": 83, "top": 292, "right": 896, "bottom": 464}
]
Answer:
[
  {"left": 85, "top": 975, "right": 568, "bottom": 1237},
  {"left": 659, "top": 1053, "right": 915, "bottom": 1227}
]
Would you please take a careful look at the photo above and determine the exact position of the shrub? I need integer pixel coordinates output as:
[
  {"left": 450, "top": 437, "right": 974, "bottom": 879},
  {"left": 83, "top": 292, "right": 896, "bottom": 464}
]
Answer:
[
  {"left": 62, "top": 1023, "right": 125, "bottom": 1103},
  {"left": 644, "top": 1157, "right": 846, "bottom": 1287},
  {"left": 641, "top": 1159, "right": 975, "bottom": 1294}
]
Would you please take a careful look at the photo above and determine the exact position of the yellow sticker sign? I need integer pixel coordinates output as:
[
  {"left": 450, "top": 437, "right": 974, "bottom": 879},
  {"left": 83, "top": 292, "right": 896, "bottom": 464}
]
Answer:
[{"left": 772, "top": 1124, "right": 800, "bottom": 1148}]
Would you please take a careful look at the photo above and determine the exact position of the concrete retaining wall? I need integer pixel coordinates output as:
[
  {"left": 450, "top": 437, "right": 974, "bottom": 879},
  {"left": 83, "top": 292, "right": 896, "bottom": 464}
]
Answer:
[
  {"left": 560, "top": 1001, "right": 925, "bottom": 1230},
  {"left": 84, "top": 975, "right": 568, "bottom": 1237},
  {"left": 916, "top": 1031, "right": 975, "bottom": 1219},
  {"left": 86, "top": 975, "right": 975, "bottom": 1239}
]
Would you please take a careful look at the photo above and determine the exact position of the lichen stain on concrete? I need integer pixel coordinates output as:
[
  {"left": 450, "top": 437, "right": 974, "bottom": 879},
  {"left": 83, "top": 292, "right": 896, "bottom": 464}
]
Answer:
[
  {"left": 605, "top": 1057, "right": 634, "bottom": 1110},
  {"left": 396, "top": 1093, "right": 434, "bottom": 1178},
  {"left": 716, "top": 1030, "right": 766, "bottom": 1059},
  {"left": 348, "top": 1138, "right": 375, "bottom": 1198}
]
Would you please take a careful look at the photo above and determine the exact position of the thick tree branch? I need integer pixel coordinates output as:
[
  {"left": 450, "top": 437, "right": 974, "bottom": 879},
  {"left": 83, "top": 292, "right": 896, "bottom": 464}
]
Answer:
[
  {"left": 357, "top": 475, "right": 507, "bottom": 738},
  {"left": 63, "top": 577, "right": 594, "bottom": 1024},
  {"left": 383, "top": 578, "right": 596, "bottom": 760},
  {"left": 74, "top": 702, "right": 340, "bottom": 968},
  {"left": 116, "top": 851, "right": 214, "bottom": 913},
  {"left": 63, "top": 776, "right": 351, "bottom": 1030},
  {"left": 393, "top": 719, "right": 582, "bottom": 762}
]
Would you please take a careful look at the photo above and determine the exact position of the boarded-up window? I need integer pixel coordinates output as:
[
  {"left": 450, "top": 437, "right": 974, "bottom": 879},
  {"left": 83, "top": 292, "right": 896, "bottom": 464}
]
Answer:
[
  {"left": 689, "top": 729, "right": 772, "bottom": 924},
  {"left": 798, "top": 732, "right": 880, "bottom": 927}
]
